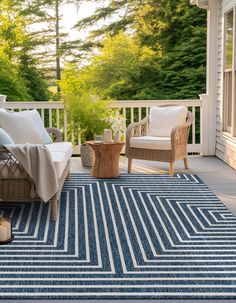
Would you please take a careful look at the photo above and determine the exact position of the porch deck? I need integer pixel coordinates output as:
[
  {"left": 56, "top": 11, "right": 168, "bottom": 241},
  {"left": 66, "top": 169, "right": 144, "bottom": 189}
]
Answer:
[
  {"left": 71, "top": 155, "right": 236, "bottom": 216},
  {"left": 1, "top": 155, "right": 236, "bottom": 303}
]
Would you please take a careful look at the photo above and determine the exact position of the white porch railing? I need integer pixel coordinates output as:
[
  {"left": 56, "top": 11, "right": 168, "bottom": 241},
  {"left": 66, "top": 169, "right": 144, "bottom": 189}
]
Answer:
[{"left": 0, "top": 95, "right": 203, "bottom": 154}]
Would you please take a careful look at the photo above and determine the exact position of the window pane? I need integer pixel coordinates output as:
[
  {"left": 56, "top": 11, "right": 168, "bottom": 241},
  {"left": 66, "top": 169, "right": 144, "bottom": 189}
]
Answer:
[
  {"left": 225, "top": 10, "right": 234, "bottom": 69},
  {"left": 223, "top": 70, "right": 232, "bottom": 129},
  {"left": 227, "top": 71, "right": 232, "bottom": 127}
]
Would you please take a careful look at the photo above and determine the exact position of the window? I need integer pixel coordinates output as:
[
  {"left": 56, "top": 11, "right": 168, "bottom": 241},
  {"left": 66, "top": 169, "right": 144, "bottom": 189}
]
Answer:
[{"left": 223, "top": 9, "right": 235, "bottom": 133}]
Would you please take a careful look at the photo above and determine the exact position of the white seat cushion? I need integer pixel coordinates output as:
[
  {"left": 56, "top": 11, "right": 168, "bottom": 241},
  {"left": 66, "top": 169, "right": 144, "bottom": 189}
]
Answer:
[
  {"left": 130, "top": 136, "right": 171, "bottom": 150},
  {"left": 45, "top": 142, "right": 73, "bottom": 158},
  {"left": 149, "top": 106, "right": 187, "bottom": 137},
  {"left": 46, "top": 143, "right": 73, "bottom": 178},
  {"left": 50, "top": 151, "right": 70, "bottom": 178},
  {"left": 0, "top": 142, "right": 73, "bottom": 179}
]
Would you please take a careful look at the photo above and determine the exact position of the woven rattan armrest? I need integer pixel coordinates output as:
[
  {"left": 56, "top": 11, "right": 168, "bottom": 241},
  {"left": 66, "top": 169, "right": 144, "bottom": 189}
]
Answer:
[
  {"left": 125, "top": 117, "right": 149, "bottom": 153},
  {"left": 170, "top": 111, "right": 194, "bottom": 148},
  {"left": 0, "top": 145, "right": 29, "bottom": 180},
  {"left": 126, "top": 116, "right": 149, "bottom": 139},
  {"left": 171, "top": 123, "right": 190, "bottom": 149},
  {"left": 46, "top": 127, "right": 62, "bottom": 142}
]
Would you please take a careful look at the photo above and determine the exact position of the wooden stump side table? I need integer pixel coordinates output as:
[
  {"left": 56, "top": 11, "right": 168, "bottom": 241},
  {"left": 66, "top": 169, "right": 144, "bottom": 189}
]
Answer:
[{"left": 86, "top": 141, "right": 124, "bottom": 178}]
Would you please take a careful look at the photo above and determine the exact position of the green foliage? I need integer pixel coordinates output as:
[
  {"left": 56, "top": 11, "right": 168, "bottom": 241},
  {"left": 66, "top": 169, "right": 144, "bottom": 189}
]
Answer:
[
  {"left": 75, "top": 0, "right": 207, "bottom": 100},
  {"left": 60, "top": 66, "right": 111, "bottom": 143},
  {"left": 18, "top": 53, "right": 51, "bottom": 101},
  {"left": 137, "top": 0, "right": 207, "bottom": 99},
  {"left": 225, "top": 10, "right": 233, "bottom": 69},
  {"left": 66, "top": 94, "right": 110, "bottom": 142},
  {"left": 0, "top": 0, "right": 52, "bottom": 101},
  {"left": 0, "top": 58, "right": 31, "bottom": 101},
  {"left": 61, "top": 33, "right": 158, "bottom": 100},
  {"left": 0, "top": 0, "right": 207, "bottom": 104}
]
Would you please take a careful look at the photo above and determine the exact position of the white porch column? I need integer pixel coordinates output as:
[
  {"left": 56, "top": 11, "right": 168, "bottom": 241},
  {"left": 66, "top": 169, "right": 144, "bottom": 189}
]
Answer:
[
  {"left": 191, "top": 0, "right": 219, "bottom": 155},
  {"left": 200, "top": 93, "right": 211, "bottom": 155},
  {"left": 204, "top": 0, "right": 219, "bottom": 155},
  {"left": 0, "top": 95, "right": 6, "bottom": 109}
]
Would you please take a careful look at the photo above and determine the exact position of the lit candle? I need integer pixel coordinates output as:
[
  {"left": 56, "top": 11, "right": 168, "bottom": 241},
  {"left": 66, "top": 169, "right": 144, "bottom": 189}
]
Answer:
[
  {"left": 0, "top": 224, "right": 8, "bottom": 242},
  {"left": 1, "top": 220, "right": 11, "bottom": 239},
  {"left": 114, "top": 131, "right": 121, "bottom": 143},
  {"left": 104, "top": 129, "right": 112, "bottom": 143}
]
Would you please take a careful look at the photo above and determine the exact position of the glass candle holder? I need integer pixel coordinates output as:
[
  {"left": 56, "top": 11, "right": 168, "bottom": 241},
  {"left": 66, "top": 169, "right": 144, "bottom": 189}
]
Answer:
[
  {"left": 114, "top": 131, "right": 121, "bottom": 143},
  {"left": 103, "top": 129, "right": 112, "bottom": 143}
]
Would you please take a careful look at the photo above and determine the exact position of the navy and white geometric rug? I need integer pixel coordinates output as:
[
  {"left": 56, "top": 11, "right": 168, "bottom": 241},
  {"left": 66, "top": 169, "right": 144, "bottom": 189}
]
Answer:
[{"left": 0, "top": 173, "right": 236, "bottom": 300}]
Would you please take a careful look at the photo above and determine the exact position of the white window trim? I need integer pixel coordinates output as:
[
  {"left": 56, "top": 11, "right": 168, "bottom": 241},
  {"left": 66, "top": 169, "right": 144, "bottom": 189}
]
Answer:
[{"left": 223, "top": 7, "right": 236, "bottom": 135}]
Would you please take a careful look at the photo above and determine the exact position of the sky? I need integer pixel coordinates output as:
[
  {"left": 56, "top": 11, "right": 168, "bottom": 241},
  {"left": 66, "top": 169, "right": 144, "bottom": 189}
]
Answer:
[
  {"left": 60, "top": 1, "right": 97, "bottom": 40},
  {"left": 30, "top": 1, "right": 101, "bottom": 41},
  {"left": 30, "top": 1, "right": 110, "bottom": 66}
]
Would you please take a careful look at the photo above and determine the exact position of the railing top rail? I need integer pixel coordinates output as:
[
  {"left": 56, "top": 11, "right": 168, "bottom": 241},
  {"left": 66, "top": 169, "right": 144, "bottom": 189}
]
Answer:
[
  {"left": 2, "top": 99, "right": 201, "bottom": 110},
  {"left": 2, "top": 101, "right": 64, "bottom": 109},
  {"left": 109, "top": 99, "right": 201, "bottom": 108}
]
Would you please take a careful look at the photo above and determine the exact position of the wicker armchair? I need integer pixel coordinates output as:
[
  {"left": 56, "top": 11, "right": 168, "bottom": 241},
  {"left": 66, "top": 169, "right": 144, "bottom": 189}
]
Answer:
[
  {"left": 125, "top": 106, "right": 194, "bottom": 176},
  {"left": 0, "top": 128, "right": 70, "bottom": 221}
]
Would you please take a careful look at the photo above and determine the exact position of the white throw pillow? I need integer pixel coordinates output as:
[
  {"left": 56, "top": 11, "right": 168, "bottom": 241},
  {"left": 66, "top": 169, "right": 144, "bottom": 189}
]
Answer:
[
  {"left": 0, "top": 110, "right": 46, "bottom": 144},
  {"left": 30, "top": 110, "right": 53, "bottom": 144},
  {"left": 0, "top": 128, "right": 14, "bottom": 160},
  {"left": 149, "top": 106, "right": 187, "bottom": 137}
]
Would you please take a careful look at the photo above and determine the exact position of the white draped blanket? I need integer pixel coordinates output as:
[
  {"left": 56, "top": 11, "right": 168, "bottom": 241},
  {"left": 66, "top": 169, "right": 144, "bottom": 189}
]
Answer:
[{"left": 5, "top": 144, "right": 58, "bottom": 202}]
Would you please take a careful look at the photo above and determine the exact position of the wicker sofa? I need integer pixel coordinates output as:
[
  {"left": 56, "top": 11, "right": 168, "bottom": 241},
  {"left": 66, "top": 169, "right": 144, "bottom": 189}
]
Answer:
[
  {"left": 0, "top": 127, "right": 72, "bottom": 221},
  {"left": 125, "top": 105, "right": 194, "bottom": 176}
]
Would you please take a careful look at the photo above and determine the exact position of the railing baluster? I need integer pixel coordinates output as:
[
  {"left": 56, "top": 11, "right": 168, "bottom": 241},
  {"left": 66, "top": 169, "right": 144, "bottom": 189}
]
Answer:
[
  {"left": 49, "top": 109, "right": 52, "bottom": 127},
  {"left": 200, "top": 105, "right": 203, "bottom": 146},
  {"left": 64, "top": 110, "right": 67, "bottom": 141},
  {"left": 192, "top": 106, "right": 196, "bottom": 144},
  {"left": 138, "top": 107, "right": 142, "bottom": 122},
  {"left": 56, "top": 109, "right": 60, "bottom": 129},
  {"left": 123, "top": 108, "right": 126, "bottom": 129},
  {"left": 42, "top": 109, "right": 45, "bottom": 126},
  {"left": 131, "top": 108, "right": 134, "bottom": 123},
  {"left": 71, "top": 131, "right": 75, "bottom": 143},
  {"left": 78, "top": 134, "right": 81, "bottom": 146}
]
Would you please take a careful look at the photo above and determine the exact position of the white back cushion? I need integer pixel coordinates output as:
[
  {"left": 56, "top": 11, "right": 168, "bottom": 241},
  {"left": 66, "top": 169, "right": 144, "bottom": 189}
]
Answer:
[
  {"left": 30, "top": 110, "right": 52, "bottom": 144},
  {"left": 149, "top": 106, "right": 187, "bottom": 137},
  {"left": 0, "top": 110, "right": 45, "bottom": 144}
]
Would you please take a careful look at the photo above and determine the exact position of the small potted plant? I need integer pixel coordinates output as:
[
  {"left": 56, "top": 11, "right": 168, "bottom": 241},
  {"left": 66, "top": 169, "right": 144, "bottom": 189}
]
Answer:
[{"left": 65, "top": 93, "right": 111, "bottom": 167}]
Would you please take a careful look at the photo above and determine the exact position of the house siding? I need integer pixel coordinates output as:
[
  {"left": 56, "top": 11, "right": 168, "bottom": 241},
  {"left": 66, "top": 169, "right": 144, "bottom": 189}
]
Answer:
[{"left": 215, "top": 0, "right": 236, "bottom": 169}]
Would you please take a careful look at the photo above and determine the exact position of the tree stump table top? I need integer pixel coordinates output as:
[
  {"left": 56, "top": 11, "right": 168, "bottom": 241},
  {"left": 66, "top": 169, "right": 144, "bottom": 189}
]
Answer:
[{"left": 86, "top": 141, "right": 125, "bottom": 178}]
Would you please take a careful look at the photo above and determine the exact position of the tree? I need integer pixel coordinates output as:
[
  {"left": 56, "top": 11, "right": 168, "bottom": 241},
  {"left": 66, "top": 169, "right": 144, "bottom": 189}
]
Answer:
[
  {"left": 0, "top": 0, "right": 30, "bottom": 100},
  {"left": 0, "top": 0, "right": 51, "bottom": 101},
  {"left": 24, "top": 0, "right": 81, "bottom": 94},
  {"left": 135, "top": 0, "right": 207, "bottom": 99},
  {"left": 0, "top": 57, "right": 31, "bottom": 101},
  {"left": 18, "top": 52, "right": 51, "bottom": 101},
  {"left": 60, "top": 32, "right": 158, "bottom": 100},
  {"left": 74, "top": 0, "right": 207, "bottom": 99}
]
